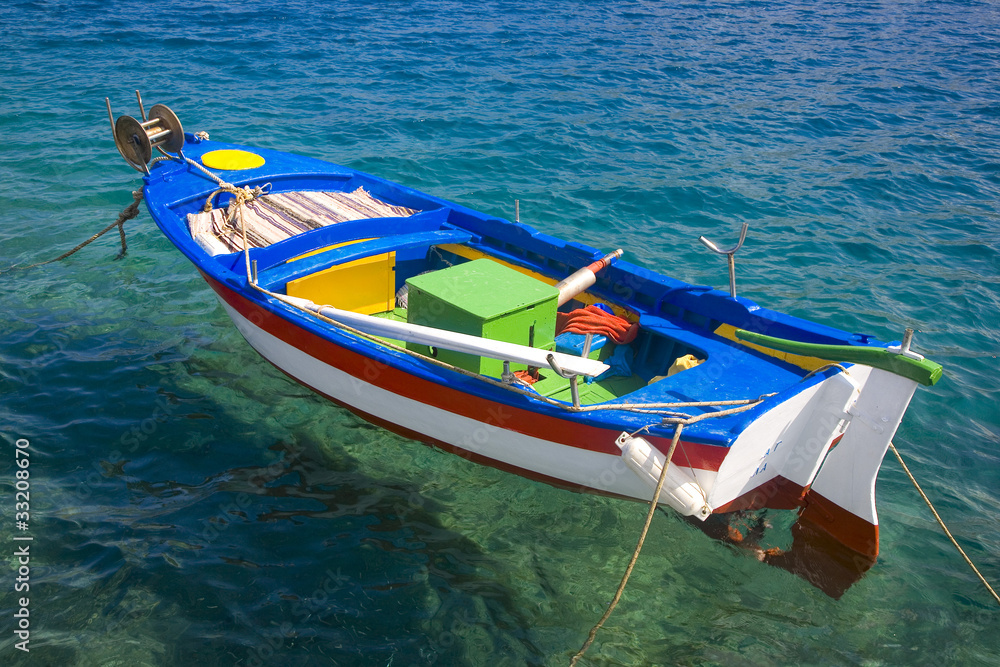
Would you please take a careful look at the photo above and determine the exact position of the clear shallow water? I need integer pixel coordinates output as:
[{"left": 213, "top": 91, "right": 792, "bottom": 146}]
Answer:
[{"left": 1, "top": 0, "right": 999, "bottom": 664}]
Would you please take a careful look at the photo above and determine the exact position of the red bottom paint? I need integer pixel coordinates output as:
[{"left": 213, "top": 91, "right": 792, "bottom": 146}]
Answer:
[
  {"left": 798, "top": 488, "right": 880, "bottom": 558},
  {"left": 764, "top": 518, "right": 877, "bottom": 599},
  {"left": 711, "top": 475, "right": 809, "bottom": 513}
]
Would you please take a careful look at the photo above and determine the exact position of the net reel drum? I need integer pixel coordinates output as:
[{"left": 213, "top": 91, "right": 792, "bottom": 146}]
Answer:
[{"left": 106, "top": 92, "right": 184, "bottom": 173}]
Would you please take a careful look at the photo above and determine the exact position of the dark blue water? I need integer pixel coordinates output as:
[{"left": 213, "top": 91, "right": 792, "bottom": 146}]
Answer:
[{"left": 2, "top": 0, "right": 999, "bottom": 664}]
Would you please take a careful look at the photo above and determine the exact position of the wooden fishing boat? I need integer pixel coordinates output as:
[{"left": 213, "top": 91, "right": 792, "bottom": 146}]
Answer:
[{"left": 107, "top": 97, "right": 942, "bottom": 596}]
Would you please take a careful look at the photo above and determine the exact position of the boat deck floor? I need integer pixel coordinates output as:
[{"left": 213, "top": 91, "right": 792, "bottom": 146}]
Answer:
[{"left": 371, "top": 308, "right": 647, "bottom": 405}]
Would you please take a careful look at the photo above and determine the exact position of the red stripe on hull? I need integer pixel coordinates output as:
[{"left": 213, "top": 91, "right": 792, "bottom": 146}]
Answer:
[
  {"left": 712, "top": 434, "right": 847, "bottom": 513},
  {"left": 269, "top": 359, "right": 644, "bottom": 503},
  {"left": 203, "top": 273, "right": 729, "bottom": 471}
]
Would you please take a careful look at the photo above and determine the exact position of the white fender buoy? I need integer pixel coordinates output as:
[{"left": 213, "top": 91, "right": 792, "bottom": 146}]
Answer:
[{"left": 615, "top": 432, "right": 711, "bottom": 520}]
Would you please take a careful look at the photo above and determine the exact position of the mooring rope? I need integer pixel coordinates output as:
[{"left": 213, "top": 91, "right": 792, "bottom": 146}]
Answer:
[
  {"left": 184, "top": 154, "right": 228, "bottom": 187},
  {"left": 1, "top": 153, "right": 257, "bottom": 277},
  {"left": 568, "top": 439, "right": 1000, "bottom": 665},
  {"left": 569, "top": 400, "right": 767, "bottom": 665},
  {"left": 889, "top": 442, "right": 1000, "bottom": 607},
  {"left": 569, "top": 422, "right": 685, "bottom": 666},
  {"left": 1, "top": 190, "right": 142, "bottom": 274}
]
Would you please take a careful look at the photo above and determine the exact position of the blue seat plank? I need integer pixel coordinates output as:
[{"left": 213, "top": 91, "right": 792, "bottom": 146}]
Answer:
[
  {"left": 639, "top": 314, "right": 729, "bottom": 357},
  {"left": 257, "top": 229, "right": 473, "bottom": 290},
  {"left": 250, "top": 207, "right": 453, "bottom": 272}
]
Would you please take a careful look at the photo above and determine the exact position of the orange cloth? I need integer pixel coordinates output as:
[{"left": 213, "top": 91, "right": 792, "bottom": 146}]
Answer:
[
  {"left": 513, "top": 370, "right": 539, "bottom": 385},
  {"left": 556, "top": 305, "right": 638, "bottom": 344}
]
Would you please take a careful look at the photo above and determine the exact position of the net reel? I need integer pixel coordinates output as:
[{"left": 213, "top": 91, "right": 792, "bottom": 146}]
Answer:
[{"left": 106, "top": 92, "right": 184, "bottom": 173}]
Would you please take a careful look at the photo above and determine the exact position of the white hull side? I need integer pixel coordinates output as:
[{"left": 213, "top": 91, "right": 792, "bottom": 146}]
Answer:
[
  {"left": 808, "top": 368, "right": 917, "bottom": 525},
  {"left": 708, "top": 367, "right": 871, "bottom": 510},
  {"left": 219, "top": 300, "right": 719, "bottom": 503}
]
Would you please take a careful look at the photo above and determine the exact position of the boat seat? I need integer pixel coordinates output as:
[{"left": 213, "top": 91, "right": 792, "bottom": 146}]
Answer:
[
  {"left": 186, "top": 187, "right": 419, "bottom": 254},
  {"left": 256, "top": 229, "right": 474, "bottom": 291},
  {"left": 632, "top": 314, "right": 806, "bottom": 405},
  {"left": 249, "top": 208, "right": 453, "bottom": 273}
]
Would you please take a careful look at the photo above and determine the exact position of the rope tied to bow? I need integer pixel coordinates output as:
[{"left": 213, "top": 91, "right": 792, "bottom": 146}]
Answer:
[{"left": 1, "top": 190, "right": 143, "bottom": 275}]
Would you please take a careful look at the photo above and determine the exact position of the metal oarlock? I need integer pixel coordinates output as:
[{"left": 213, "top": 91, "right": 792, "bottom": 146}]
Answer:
[
  {"left": 547, "top": 353, "right": 582, "bottom": 408},
  {"left": 699, "top": 222, "right": 749, "bottom": 299},
  {"left": 106, "top": 91, "right": 184, "bottom": 174}
]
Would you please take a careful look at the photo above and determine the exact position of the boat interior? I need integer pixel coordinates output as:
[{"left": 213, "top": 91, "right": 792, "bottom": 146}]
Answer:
[{"left": 184, "top": 182, "right": 820, "bottom": 408}]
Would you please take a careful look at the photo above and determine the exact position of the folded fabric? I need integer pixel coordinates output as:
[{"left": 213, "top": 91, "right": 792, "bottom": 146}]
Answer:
[
  {"left": 186, "top": 187, "right": 419, "bottom": 254},
  {"left": 596, "top": 345, "right": 634, "bottom": 381},
  {"left": 556, "top": 305, "right": 639, "bottom": 344}
]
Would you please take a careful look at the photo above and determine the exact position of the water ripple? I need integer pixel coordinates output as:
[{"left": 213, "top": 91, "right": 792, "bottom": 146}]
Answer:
[{"left": 2, "top": 0, "right": 1000, "bottom": 664}]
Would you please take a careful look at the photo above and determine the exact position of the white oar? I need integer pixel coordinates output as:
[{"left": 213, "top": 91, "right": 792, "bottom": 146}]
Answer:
[{"left": 275, "top": 294, "right": 610, "bottom": 378}]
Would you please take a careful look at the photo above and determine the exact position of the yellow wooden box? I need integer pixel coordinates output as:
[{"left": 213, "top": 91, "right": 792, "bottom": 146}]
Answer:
[{"left": 285, "top": 240, "right": 395, "bottom": 315}]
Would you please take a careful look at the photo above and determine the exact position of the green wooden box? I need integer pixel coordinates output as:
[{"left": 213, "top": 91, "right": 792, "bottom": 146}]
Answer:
[{"left": 405, "top": 259, "right": 559, "bottom": 376}]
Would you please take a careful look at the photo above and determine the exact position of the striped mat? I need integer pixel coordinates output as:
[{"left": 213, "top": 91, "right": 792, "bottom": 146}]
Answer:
[{"left": 187, "top": 188, "right": 420, "bottom": 254}]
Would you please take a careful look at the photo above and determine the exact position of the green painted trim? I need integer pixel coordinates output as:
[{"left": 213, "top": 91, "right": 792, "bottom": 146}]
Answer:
[{"left": 734, "top": 330, "right": 943, "bottom": 386}]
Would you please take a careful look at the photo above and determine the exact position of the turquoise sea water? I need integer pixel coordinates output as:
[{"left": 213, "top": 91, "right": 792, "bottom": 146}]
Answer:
[{"left": 2, "top": 0, "right": 999, "bottom": 664}]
